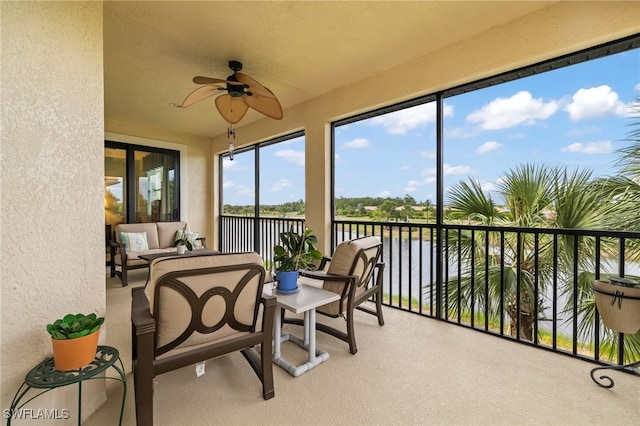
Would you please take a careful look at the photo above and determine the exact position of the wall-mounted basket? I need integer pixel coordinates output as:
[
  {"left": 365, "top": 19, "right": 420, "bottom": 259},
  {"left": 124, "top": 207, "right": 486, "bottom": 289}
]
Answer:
[
  {"left": 592, "top": 279, "right": 640, "bottom": 334},
  {"left": 590, "top": 279, "right": 640, "bottom": 388}
]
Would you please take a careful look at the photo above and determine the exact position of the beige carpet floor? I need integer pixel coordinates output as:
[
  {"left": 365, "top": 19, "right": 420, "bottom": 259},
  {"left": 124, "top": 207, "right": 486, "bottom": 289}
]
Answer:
[{"left": 86, "top": 268, "right": 639, "bottom": 425}]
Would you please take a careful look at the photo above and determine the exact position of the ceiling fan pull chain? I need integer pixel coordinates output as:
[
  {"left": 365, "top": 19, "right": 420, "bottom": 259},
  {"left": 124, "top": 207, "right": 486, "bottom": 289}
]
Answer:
[{"left": 227, "top": 125, "right": 236, "bottom": 161}]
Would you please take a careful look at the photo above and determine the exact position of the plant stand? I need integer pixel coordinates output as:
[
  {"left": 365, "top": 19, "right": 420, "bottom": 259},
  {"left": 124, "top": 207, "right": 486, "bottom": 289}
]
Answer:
[
  {"left": 590, "top": 280, "right": 640, "bottom": 388},
  {"left": 7, "top": 346, "right": 126, "bottom": 425},
  {"left": 590, "top": 360, "right": 640, "bottom": 389}
]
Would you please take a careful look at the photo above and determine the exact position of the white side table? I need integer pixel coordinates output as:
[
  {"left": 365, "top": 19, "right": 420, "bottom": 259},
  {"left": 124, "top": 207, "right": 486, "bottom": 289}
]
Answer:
[{"left": 263, "top": 283, "right": 339, "bottom": 377}]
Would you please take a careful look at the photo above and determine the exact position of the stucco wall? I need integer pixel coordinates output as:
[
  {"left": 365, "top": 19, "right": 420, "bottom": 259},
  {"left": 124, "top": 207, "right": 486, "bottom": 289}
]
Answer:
[{"left": 0, "top": 2, "right": 105, "bottom": 423}]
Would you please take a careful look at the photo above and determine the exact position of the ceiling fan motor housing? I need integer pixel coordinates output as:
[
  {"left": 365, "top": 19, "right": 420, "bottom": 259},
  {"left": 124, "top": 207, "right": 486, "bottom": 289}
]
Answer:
[{"left": 227, "top": 60, "right": 249, "bottom": 97}]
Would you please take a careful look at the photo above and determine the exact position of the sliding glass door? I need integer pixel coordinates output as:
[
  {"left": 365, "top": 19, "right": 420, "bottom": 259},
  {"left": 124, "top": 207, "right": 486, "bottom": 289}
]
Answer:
[
  {"left": 134, "top": 149, "right": 178, "bottom": 222},
  {"left": 105, "top": 141, "right": 180, "bottom": 227}
]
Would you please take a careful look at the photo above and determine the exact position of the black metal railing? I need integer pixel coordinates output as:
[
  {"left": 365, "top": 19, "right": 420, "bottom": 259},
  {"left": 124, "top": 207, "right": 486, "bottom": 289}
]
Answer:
[
  {"left": 219, "top": 215, "right": 305, "bottom": 269},
  {"left": 219, "top": 215, "right": 640, "bottom": 368},
  {"left": 333, "top": 219, "right": 640, "bottom": 368}
]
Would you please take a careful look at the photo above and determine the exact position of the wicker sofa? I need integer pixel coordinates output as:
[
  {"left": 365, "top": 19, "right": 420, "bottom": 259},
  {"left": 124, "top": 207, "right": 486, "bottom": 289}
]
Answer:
[{"left": 109, "top": 221, "right": 206, "bottom": 286}]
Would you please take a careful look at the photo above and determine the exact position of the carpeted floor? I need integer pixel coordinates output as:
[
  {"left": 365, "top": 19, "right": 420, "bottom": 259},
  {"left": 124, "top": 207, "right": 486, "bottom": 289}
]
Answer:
[{"left": 86, "top": 268, "right": 639, "bottom": 425}]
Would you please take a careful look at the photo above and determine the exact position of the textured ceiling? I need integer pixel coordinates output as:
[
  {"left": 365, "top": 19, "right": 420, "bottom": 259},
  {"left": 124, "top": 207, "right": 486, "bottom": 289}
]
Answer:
[{"left": 104, "top": 1, "right": 557, "bottom": 140}]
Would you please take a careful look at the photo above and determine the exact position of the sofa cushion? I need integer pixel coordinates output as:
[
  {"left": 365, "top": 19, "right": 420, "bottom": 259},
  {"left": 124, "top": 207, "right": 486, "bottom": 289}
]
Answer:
[
  {"left": 120, "top": 232, "right": 149, "bottom": 253},
  {"left": 115, "top": 223, "right": 160, "bottom": 249},
  {"left": 156, "top": 221, "right": 189, "bottom": 249}
]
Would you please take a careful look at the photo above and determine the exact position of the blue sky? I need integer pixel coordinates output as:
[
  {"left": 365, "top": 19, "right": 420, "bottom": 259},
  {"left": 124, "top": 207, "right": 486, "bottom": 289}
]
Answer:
[{"left": 223, "top": 49, "right": 640, "bottom": 206}]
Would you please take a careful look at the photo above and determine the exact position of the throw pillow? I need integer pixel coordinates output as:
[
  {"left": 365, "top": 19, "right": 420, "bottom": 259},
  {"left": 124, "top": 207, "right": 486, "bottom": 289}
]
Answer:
[
  {"left": 174, "top": 230, "right": 199, "bottom": 246},
  {"left": 120, "top": 232, "right": 149, "bottom": 253}
]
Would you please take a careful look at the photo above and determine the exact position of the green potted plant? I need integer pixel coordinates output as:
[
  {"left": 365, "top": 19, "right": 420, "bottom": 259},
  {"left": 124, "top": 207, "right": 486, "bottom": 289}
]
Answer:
[
  {"left": 273, "top": 226, "right": 323, "bottom": 292},
  {"left": 173, "top": 224, "right": 194, "bottom": 254},
  {"left": 47, "top": 313, "right": 104, "bottom": 371}
]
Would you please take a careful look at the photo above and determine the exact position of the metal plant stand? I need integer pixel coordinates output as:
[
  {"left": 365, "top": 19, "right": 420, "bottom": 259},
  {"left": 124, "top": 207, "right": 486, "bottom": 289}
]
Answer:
[
  {"left": 590, "top": 281, "right": 640, "bottom": 389},
  {"left": 590, "top": 360, "right": 640, "bottom": 388},
  {"left": 7, "top": 346, "right": 126, "bottom": 425}
]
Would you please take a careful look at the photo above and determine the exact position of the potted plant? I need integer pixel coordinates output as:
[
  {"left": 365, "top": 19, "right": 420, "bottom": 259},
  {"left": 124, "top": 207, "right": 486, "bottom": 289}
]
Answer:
[
  {"left": 173, "top": 224, "right": 193, "bottom": 254},
  {"left": 273, "top": 226, "right": 323, "bottom": 292},
  {"left": 593, "top": 276, "right": 640, "bottom": 334},
  {"left": 47, "top": 313, "right": 104, "bottom": 371}
]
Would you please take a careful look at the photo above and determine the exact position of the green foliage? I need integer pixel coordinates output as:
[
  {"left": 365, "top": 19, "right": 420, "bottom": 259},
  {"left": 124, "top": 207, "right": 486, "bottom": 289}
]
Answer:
[
  {"left": 172, "top": 224, "right": 194, "bottom": 250},
  {"left": 46, "top": 313, "right": 104, "bottom": 340},
  {"left": 273, "top": 226, "right": 323, "bottom": 272}
]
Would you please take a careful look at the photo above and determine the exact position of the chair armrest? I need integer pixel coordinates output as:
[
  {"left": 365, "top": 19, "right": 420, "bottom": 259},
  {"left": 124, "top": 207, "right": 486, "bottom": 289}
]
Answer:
[
  {"left": 110, "top": 240, "right": 127, "bottom": 260},
  {"left": 131, "top": 287, "right": 156, "bottom": 335},
  {"left": 260, "top": 293, "right": 277, "bottom": 334},
  {"left": 196, "top": 236, "right": 207, "bottom": 249},
  {"left": 316, "top": 256, "right": 332, "bottom": 271},
  {"left": 300, "top": 269, "right": 357, "bottom": 283}
]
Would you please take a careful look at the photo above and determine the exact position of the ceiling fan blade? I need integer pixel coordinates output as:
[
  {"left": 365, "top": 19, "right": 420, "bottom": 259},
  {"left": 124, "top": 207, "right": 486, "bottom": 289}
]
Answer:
[
  {"left": 235, "top": 72, "right": 276, "bottom": 98},
  {"left": 215, "top": 94, "right": 249, "bottom": 124},
  {"left": 180, "top": 85, "right": 225, "bottom": 108},
  {"left": 193, "top": 76, "right": 244, "bottom": 86},
  {"left": 243, "top": 93, "right": 283, "bottom": 120}
]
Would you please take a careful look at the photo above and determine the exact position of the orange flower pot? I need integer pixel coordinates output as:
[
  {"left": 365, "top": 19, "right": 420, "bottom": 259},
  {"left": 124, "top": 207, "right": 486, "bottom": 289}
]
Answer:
[{"left": 51, "top": 329, "right": 100, "bottom": 371}]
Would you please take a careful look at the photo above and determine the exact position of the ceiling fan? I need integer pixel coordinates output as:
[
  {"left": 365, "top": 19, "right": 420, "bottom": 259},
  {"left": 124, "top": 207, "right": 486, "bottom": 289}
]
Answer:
[{"left": 180, "top": 60, "right": 283, "bottom": 124}]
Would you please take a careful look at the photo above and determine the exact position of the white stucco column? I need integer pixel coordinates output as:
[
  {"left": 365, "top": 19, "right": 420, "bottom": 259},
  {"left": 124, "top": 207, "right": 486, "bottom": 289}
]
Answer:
[{"left": 304, "top": 120, "right": 332, "bottom": 254}]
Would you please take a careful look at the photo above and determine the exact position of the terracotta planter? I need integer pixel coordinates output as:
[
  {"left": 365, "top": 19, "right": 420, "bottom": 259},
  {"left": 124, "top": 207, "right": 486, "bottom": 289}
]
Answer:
[
  {"left": 593, "top": 280, "right": 640, "bottom": 334},
  {"left": 51, "top": 329, "right": 100, "bottom": 371}
]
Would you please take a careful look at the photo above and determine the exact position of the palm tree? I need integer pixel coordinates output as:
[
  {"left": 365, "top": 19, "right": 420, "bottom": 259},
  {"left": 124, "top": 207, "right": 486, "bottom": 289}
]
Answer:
[{"left": 445, "top": 163, "right": 613, "bottom": 341}]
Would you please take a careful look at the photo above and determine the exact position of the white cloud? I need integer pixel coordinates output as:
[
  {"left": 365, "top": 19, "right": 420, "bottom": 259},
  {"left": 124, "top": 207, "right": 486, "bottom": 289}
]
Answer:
[
  {"left": 481, "top": 181, "right": 499, "bottom": 192},
  {"left": 561, "top": 141, "right": 613, "bottom": 154},
  {"left": 444, "top": 163, "right": 472, "bottom": 175},
  {"left": 404, "top": 176, "right": 438, "bottom": 192},
  {"left": 222, "top": 158, "right": 236, "bottom": 170},
  {"left": 423, "top": 163, "right": 471, "bottom": 176},
  {"left": 342, "top": 138, "right": 370, "bottom": 149},
  {"left": 565, "top": 126, "right": 601, "bottom": 137},
  {"left": 404, "top": 180, "right": 422, "bottom": 192},
  {"left": 271, "top": 179, "right": 292, "bottom": 192},
  {"left": 445, "top": 126, "right": 478, "bottom": 139},
  {"left": 274, "top": 149, "right": 305, "bottom": 166},
  {"left": 222, "top": 180, "right": 253, "bottom": 198},
  {"left": 635, "top": 83, "right": 640, "bottom": 92},
  {"left": 467, "top": 91, "right": 558, "bottom": 130},
  {"left": 476, "top": 141, "right": 502, "bottom": 154},
  {"left": 377, "top": 190, "right": 391, "bottom": 197},
  {"left": 564, "top": 85, "right": 629, "bottom": 121},
  {"left": 369, "top": 103, "right": 454, "bottom": 135},
  {"left": 420, "top": 150, "right": 436, "bottom": 159}
]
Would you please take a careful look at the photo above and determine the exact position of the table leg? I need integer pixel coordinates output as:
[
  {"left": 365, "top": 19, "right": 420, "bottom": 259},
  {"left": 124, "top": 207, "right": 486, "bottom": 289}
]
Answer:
[
  {"left": 77, "top": 381, "right": 82, "bottom": 426},
  {"left": 303, "top": 310, "right": 310, "bottom": 346},
  {"left": 308, "top": 309, "right": 316, "bottom": 363},
  {"left": 273, "top": 306, "right": 282, "bottom": 360}
]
